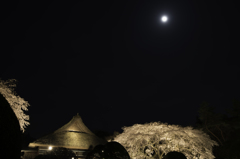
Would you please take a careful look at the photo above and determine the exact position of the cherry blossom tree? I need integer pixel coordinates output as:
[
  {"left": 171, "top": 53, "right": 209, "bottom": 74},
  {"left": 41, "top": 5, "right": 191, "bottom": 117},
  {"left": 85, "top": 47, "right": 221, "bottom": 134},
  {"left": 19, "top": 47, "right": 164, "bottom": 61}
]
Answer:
[
  {"left": 0, "top": 79, "right": 30, "bottom": 132},
  {"left": 113, "top": 122, "right": 218, "bottom": 159}
]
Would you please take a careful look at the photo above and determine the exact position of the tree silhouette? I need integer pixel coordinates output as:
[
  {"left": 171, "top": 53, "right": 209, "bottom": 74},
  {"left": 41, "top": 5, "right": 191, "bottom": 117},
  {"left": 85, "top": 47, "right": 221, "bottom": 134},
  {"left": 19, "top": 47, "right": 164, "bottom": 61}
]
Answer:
[
  {"left": 196, "top": 100, "right": 240, "bottom": 159},
  {"left": 0, "top": 92, "right": 22, "bottom": 159},
  {"left": 225, "top": 98, "right": 240, "bottom": 129},
  {"left": 196, "top": 101, "right": 231, "bottom": 146}
]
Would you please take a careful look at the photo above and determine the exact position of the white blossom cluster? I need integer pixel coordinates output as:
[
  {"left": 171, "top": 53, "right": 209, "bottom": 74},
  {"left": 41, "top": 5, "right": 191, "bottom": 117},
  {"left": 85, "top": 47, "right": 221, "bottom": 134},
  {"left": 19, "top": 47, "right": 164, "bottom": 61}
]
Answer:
[
  {"left": 114, "top": 122, "right": 218, "bottom": 159},
  {"left": 0, "top": 79, "right": 30, "bottom": 132}
]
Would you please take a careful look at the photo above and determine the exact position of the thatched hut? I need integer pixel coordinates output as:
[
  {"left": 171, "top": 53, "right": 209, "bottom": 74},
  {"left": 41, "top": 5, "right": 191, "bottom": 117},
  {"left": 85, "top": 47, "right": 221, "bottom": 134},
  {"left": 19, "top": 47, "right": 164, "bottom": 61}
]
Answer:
[{"left": 22, "top": 113, "right": 107, "bottom": 159}]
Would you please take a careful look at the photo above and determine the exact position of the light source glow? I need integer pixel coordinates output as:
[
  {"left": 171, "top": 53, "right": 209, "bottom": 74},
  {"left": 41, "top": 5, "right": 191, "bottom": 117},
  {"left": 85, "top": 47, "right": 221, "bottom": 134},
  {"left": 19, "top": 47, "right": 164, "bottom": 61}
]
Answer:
[
  {"left": 161, "top": 16, "right": 168, "bottom": 22},
  {"left": 48, "top": 146, "right": 52, "bottom": 150}
]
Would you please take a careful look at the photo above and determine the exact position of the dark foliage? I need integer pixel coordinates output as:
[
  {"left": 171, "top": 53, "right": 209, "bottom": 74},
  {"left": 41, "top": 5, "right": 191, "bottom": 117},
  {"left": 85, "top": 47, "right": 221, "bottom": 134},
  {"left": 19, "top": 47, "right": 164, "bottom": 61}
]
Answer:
[
  {"left": 104, "top": 141, "right": 130, "bottom": 159},
  {"left": 86, "top": 141, "right": 130, "bottom": 159},
  {"left": 86, "top": 144, "right": 105, "bottom": 159},
  {"left": 0, "top": 93, "right": 22, "bottom": 159},
  {"left": 49, "top": 147, "right": 76, "bottom": 159},
  {"left": 34, "top": 154, "right": 58, "bottom": 159},
  {"left": 162, "top": 151, "right": 187, "bottom": 159},
  {"left": 21, "top": 132, "right": 37, "bottom": 150},
  {"left": 34, "top": 147, "right": 76, "bottom": 159}
]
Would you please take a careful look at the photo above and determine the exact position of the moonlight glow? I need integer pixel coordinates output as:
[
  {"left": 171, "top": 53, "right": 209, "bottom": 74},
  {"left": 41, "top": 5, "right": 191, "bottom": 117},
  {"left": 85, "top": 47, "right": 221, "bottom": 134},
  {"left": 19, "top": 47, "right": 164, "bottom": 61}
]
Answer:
[{"left": 161, "top": 15, "right": 168, "bottom": 22}]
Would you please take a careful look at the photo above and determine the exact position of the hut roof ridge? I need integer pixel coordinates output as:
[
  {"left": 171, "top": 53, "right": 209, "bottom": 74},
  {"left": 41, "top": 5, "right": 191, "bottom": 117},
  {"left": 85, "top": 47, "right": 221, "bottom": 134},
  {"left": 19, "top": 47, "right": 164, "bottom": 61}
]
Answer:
[{"left": 53, "top": 113, "right": 94, "bottom": 135}]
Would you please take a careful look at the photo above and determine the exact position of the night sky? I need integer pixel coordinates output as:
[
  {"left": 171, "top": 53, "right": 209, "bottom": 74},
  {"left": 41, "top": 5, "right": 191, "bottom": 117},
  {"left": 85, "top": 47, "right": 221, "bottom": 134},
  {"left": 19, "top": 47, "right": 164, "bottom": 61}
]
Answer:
[{"left": 1, "top": 0, "right": 240, "bottom": 139}]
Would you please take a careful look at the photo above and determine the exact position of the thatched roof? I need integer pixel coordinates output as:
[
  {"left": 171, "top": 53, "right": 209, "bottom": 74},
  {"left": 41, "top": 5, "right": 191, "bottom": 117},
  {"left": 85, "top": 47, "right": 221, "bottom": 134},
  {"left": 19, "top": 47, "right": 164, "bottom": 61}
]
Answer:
[{"left": 29, "top": 114, "right": 107, "bottom": 149}]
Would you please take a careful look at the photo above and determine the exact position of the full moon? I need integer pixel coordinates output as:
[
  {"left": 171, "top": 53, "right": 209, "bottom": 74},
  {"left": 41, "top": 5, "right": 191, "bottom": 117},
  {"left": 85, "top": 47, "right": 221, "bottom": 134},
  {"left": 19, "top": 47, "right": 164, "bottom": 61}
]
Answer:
[{"left": 161, "top": 15, "right": 168, "bottom": 22}]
